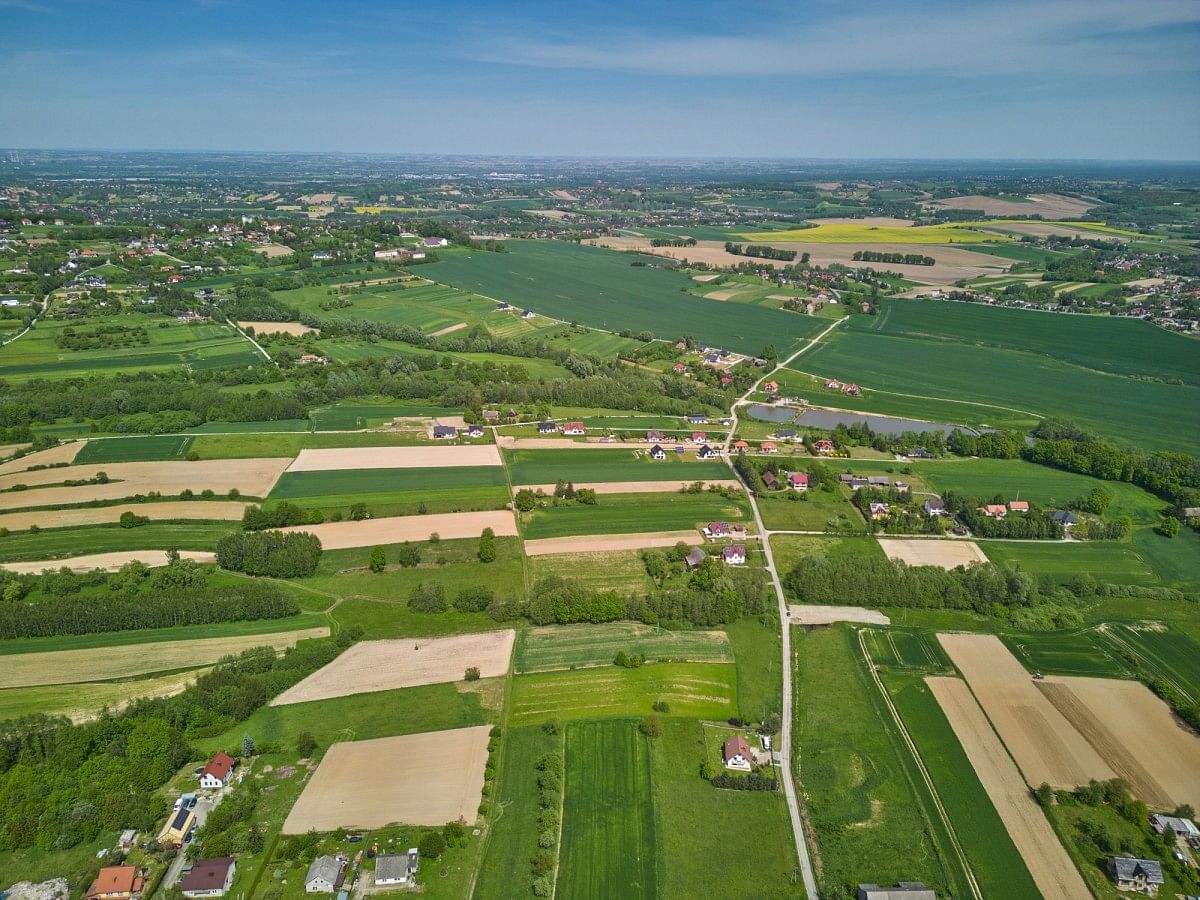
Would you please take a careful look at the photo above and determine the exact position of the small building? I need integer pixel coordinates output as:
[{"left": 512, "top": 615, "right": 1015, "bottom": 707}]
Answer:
[
  {"left": 464, "top": 424, "right": 485, "bottom": 438},
  {"left": 893, "top": 481, "right": 909, "bottom": 492},
  {"left": 482, "top": 410, "right": 500, "bottom": 421},
  {"left": 373, "top": 248, "right": 405, "bottom": 259},
  {"left": 86, "top": 865, "right": 144, "bottom": 900},
  {"left": 867, "top": 476, "right": 890, "bottom": 487},
  {"left": 843, "top": 383, "right": 861, "bottom": 396},
  {"left": 562, "top": 422, "right": 586, "bottom": 436},
  {"left": 788, "top": 472, "right": 809, "bottom": 491},
  {"left": 869, "top": 502, "right": 890, "bottom": 519},
  {"left": 1150, "top": 814, "right": 1200, "bottom": 846},
  {"left": 825, "top": 379, "right": 841, "bottom": 390},
  {"left": 672, "top": 363, "right": 688, "bottom": 374},
  {"left": 495, "top": 301, "right": 512, "bottom": 311},
  {"left": 763, "top": 381, "right": 779, "bottom": 394},
  {"left": 421, "top": 236, "right": 449, "bottom": 248},
  {"left": 648, "top": 444, "right": 667, "bottom": 460},
  {"left": 159, "top": 805, "right": 196, "bottom": 847},
  {"left": 1049, "top": 510, "right": 1078, "bottom": 527},
  {"left": 814, "top": 439, "right": 835, "bottom": 455},
  {"left": 685, "top": 547, "right": 707, "bottom": 570},
  {"left": 180, "top": 858, "right": 236, "bottom": 898},
  {"left": 775, "top": 428, "right": 798, "bottom": 441},
  {"left": 982, "top": 504, "right": 1008, "bottom": 518},
  {"left": 849, "top": 477, "right": 869, "bottom": 491},
  {"left": 856, "top": 884, "right": 936, "bottom": 900},
  {"left": 537, "top": 421, "right": 557, "bottom": 434},
  {"left": 375, "top": 849, "right": 419, "bottom": 886},
  {"left": 697, "top": 444, "right": 719, "bottom": 459},
  {"left": 691, "top": 431, "right": 706, "bottom": 443},
  {"left": 1107, "top": 856, "right": 1164, "bottom": 896},
  {"left": 905, "top": 447, "right": 934, "bottom": 460},
  {"left": 705, "top": 521, "right": 730, "bottom": 537},
  {"left": 198, "top": 752, "right": 235, "bottom": 790},
  {"left": 733, "top": 440, "right": 749, "bottom": 452},
  {"left": 760, "top": 441, "right": 778, "bottom": 454},
  {"left": 687, "top": 414, "right": 708, "bottom": 424},
  {"left": 722, "top": 734, "right": 753, "bottom": 771},
  {"left": 432, "top": 425, "right": 457, "bottom": 440},
  {"left": 304, "top": 855, "right": 347, "bottom": 893},
  {"left": 118, "top": 830, "right": 138, "bottom": 850},
  {"left": 721, "top": 544, "right": 746, "bottom": 566},
  {"left": 1007, "top": 500, "right": 1030, "bottom": 513},
  {"left": 646, "top": 430, "right": 665, "bottom": 442},
  {"left": 923, "top": 498, "right": 947, "bottom": 516},
  {"left": 521, "top": 309, "right": 535, "bottom": 319},
  {"left": 762, "top": 471, "right": 779, "bottom": 489}
]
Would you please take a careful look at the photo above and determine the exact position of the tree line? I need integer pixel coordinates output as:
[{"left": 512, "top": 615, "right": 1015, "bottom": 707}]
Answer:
[
  {"left": 724, "top": 242, "right": 797, "bottom": 261},
  {"left": 851, "top": 250, "right": 935, "bottom": 266}
]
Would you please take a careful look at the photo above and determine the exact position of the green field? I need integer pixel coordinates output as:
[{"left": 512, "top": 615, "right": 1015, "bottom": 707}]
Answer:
[
  {"left": 268, "top": 466, "right": 510, "bottom": 516},
  {"left": 0, "top": 522, "right": 228, "bottom": 562},
  {"left": 308, "top": 402, "right": 458, "bottom": 430},
  {"left": 423, "top": 241, "right": 826, "bottom": 355},
  {"left": 1001, "top": 628, "right": 1130, "bottom": 678},
  {"left": 72, "top": 434, "right": 195, "bottom": 463},
  {"left": 770, "top": 533, "right": 888, "bottom": 584},
  {"left": 725, "top": 617, "right": 784, "bottom": 723},
  {"left": 0, "top": 669, "right": 204, "bottom": 721},
  {"left": 526, "top": 549, "right": 653, "bottom": 594},
  {"left": 505, "top": 448, "right": 731, "bottom": 485},
  {"left": 982, "top": 540, "right": 1163, "bottom": 587},
  {"left": 508, "top": 663, "right": 737, "bottom": 725},
  {"left": 756, "top": 486, "right": 866, "bottom": 532},
  {"left": 559, "top": 719, "right": 657, "bottom": 900},
  {"left": 513, "top": 623, "right": 733, "bottom": 673},
  {"left": 1102, "top": 623, "right": 1200, "bottom": 698},
  {"left": 520, "top": 491, "right": 749, "bottom": 539},
  {"left": 861, "top": 628, "right": 952, "bottom": 672}
]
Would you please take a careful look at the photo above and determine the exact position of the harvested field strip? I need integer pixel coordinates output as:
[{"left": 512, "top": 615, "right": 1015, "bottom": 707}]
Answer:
[
  {"left": 877, "top": 538, "right": 988, "bottom": 570},
  {"left": 271, "top": 631, "right": 515, "bottom": 705},
  {"left": 1039, "top": 676, "right": 1200, "bottom": 809},
  {"left": 788, "top": 605, "right": 890, "bottom": 625},
  {"left": 505, "top": 448, "right": 730, "bottom": 485},
  {"left": 235, "top": 321, "right": 315, "bottom": 336},
  {"left": 0, "top": 626, "right": 327, "bottom": 688},
  {"left": 926, "top": 677, "right": 1092, "bottom": 900},
  {"left": 287, "top": 445, "right": 501, "bottom": 471},
  {"left": 0, "top": 669, "right": 209, "bottom": 723},
  {"left": 560, "top": 720, "right": 657, "bottom": 900},
  {"left": 1, "top": 549, "right": 215, "bottom": 574},
  {"left": 937, "top": 633, "right": 1115, "bottom": 788},
  {"left": 275, "top": 510, "right": 517, "bottom": 549},
  {"left": 0, "top": 501, "right": 251, "bottom": 531},
  {"left": 514, "top": 479, "right": 741, "bottom": 495},
  {"left": 526, "top": 548, "right": 652, "bottom": 594},
  {"left": 281, "top": 726, "right": 491, "bottom": 832},
  {"left": 0, "top": 441, "right": 82, "bottom": 475},
  {"left": 523, "top": 531, "right": 702, "bottom": 557},
  {"left": 508, "top": 663, "right": 737, "bottom": 725},
  {"left": 514, "top": 623, "right": 732, "bottom": 673}
]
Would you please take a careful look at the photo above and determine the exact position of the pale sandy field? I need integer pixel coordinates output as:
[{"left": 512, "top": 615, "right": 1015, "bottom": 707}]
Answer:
[
  {"left": 975, "top": 222, "right": 1130, "bottom": 241},
  {"left": 692, "top": 273, "right": 721, "bottom": 283},
  {"left": 937, "top": 633, "right": 1115, "bottom": 787},
  {"left": 931, "top": 193, "right": 1095, "bottom": 219},
  {"left": 255, "top": 243, "right": 294, "bottom": 258},
  {"left": 272, "top": 631, "right": 515, "bottom": 705},
  {"left": 877, "top": 538, "right": 988, "bottom": 570},
  {"left": 0, "top": 443, "right": 31, "bottom": 460},
  {"left": 282, "top": 727, "right": 491, "bottom": 831},
  {"left": 237, "top": 321, "right": 317, "bottom": 336},
  {"left": 277, "top": 511, "right": 517, "bottom": 549},
  {"left": 0, "top": 627, "right": 328, "bottom": 688},
  {"left": 586, "top": 237, "right": 792, "bottom": 270},
  {"left": 515, "top": 480, "right": 740, "bottom": 496},
  {"left": 2, "top": 549, "right": 216, "bottom": 574},
  {"left": 788, "top": 605, "right": 890, "bottom": 625},
  {"left": 429, "top": 322, "right": 469, "bottom": 337},
  {"left": 524, "top": 530, "right": 702, "bottom": 556},
  {"left": 286, "top": 445, "right": 502, "bottom": 471},
  {"left": 927, "top": 677, "right": 1093, "bottom": 900},
  {"left": 0, "top": 500, "right": 251, "bottom": 532},
  {"left": 0, "top": 441, "right": 82, "bottom": 476},
  {"left": 1040, "top": 676, "right": 1200, "bottom": 809},
  {"left": 550, "top": 189, "right": 578, "bottom": 201}
]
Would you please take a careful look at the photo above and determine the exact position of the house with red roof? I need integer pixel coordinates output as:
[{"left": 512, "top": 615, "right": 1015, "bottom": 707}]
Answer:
[
  {"left": 723, "top": 734, "right": 753, "bottom": 771},
  {"left": 561, "top": 422, "right": 586, "bottom": 436},
  {"left": 982, "top": 504, "right": 1008, "bottom": 518},
  {"left": 721, "top": 544, "right": 746, "bottom": 566},
  {"left": 733, "top": 440, "right": 749, "bottom": 451},
  {"left": 199, "top": 751, "right": 236, "bottom": 789},
  {"left": 760, "top": 441, "right": 777, "bottom": 454},
  {"left": 673, "top": 362, "right": 688, "bottom": 374},
  {"left": 763, "top": 381, "right": 779, "bottom": 394},
  {"left": 1007, "top": 500, "right": 1030, "bottom": 513},
  {"left": 788, "top": 472, "right": 809, "bottom": 491},
  {"left": 87, "top": 866, "right": 144, "bottom": 900},
  {"left": 814, "top": 439, "right": 835, "bottom": 455}
]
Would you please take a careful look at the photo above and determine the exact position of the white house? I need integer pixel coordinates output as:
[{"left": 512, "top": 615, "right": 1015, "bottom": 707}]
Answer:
[
  {"left": 562, "top": 422, "right": 586, "bottom": 436},
  {"left": 304, "top": 856, "right": 346, "bottom": 893},
  {"left": 421, "top": 236, "right": 449, "bottom": 248},
  {"left": 722, "top": 735, "right": 753, "bottom": 771},
  {"left": 374, "top": 849, "right": 419, "bottom": 886},
  {"left": 198, "top": 752, "right": 235, "bottom": 790},
  {"left": 180, "top": 858, "right": 236, "bottom": 898},
  {"left": 697, "top": 445, "right": 719, "bottom": 459},
  {"left": 648, "top": 445, "right": 667, "bottom": 460},
  {"left": 721, "top": 544, "right": 746, "bottom": 566}
]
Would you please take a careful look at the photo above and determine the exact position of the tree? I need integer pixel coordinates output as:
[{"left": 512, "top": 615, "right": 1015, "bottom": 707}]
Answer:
[
  {"left": 408, "top": 582, "right": 447, "bottom": 613},
  {"left": 349, "top": 502, "right": 369, "bottom": 521},
  {"left": 419, "top": 832, "right": 447, "bottom": 860},
  {"left": 243, "top": 734, "right": 256, "bottom": 757},
  {"left": 1033, "top": 783, "right": 1054, "bottom": 807},
  {"left": 464, "top": 666, "right": 480, "bottom": 681},
  {"left": 396, "top": 543, "right": 421, "bottom": 567},
  {"left": 369, "top": 545, "right": 386, "bottom": 573},
  {"left": 638, "top": 717, "right": 661, "bottom": 738},
  {"left": 478, "top": 527, "right": 496, "bottom": 563},
  {"left": 514, "top": 489, "right": 538, "bottom": 512},
  {"left": 1157, "top": 515, "right": 1180, "bottom": 538},
  {"left": 296, "top": 731, "right": 317, "bottom": 756},
  {"left": 575, "top": 488, "right": 597, "bottom": 505}
]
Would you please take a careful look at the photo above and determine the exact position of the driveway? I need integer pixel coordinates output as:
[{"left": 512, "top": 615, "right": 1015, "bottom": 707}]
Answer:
[{"left": 155, "top": 787, "right": 228, "bottom": 896}]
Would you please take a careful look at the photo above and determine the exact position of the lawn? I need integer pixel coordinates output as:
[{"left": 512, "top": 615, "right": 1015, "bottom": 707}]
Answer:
[
  {"left": 1000, "top": 628, "right": 1130, "bottom": 678},
  {"left": 513, "top": 623, "right": 733, "bottom": 673},
  {"left": 982, "top": 539, "right": 1160, "bottom": 587},
  {"left": 268, "top": 466, "right": 511, "bottom": 516},
  {"left": 527, "top": 549, "right": 653, "bottom": 594},
  {"left": 508, "top": 663, "right": 737, "bottom": 726},
  {"left": 504, "top": 448, "right": 732, "bottom": 485},
  {"left": 424, "top": 240, "right": 825, "bottom": 355},
  {"left": 560, "top": 719, "right": 657, "bottom": 900},
  {"left": 520, "top": 491, "right": 749, "bottom": 539},
  {"left": 756, "top": 486, "right": 866, "bottom": 532},
  {"left": 0, "top": 522, "right": 229, "bottom": 562},
  {"left": 308, "top": 401, "right": 458, "bottom": 430},
  {"left": 861, "top": 628, "right": 952, "bottom": 672},
  {"left": 725, "top": 617, "right": 783, "bottom": 723},
  {"left": 73, "top": 434, "right": 194, "bottom": 463}
]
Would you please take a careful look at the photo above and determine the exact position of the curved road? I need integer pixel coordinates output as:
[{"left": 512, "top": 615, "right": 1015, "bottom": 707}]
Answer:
[{"left": 721, "top": 316, "right": 846, "bottom": 899}]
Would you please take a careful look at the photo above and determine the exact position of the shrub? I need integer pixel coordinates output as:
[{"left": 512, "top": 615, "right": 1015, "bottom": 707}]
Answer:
[
  {"left": 478, "top": 527, "right": 496, "bottom": 562},
  {"left": 464, "top": 666, "right": 480, "bottom": 681},
  {"left": 396, "top": 542, "right": 421, "bottom": 567},
  {"left": 652, "top": 700, "right": 670, "bottom": 713},
  {"left": 408, "top": 582, "right": 447, "bottom": 613},
  {"left": 638, "top": 716, "right": 661, "bottom": 738},
  {"left": 542, "top": 718, "right": 559, "bottom": 735},
  {"left": 296, "top": 731, "right": 317, "bottom": 756},
  {"left": 419, "top": 832, "right": 447, "bottom": 860},
  {"left": 454, "top": 585, "right": 493, "bottom": 613},
  {"left": 368, "top": 545, "right": 386, "bottom": 573}
]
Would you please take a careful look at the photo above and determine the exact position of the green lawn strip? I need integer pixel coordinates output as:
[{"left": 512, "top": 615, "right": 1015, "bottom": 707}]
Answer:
[
  {"left": 884, "top": 672, "right": 1040, "bottom": 900},
  {"left": 520, "top": 492, "right": 749, "bottom": 540},
  {"left": 184, "top": 419, "right": 312, "bottom": 434},
  {"left": 1102, "top": 624, "right": 1200, "bottom": 698},
  {"left": 0, "top": 522, "right": 229, "bottom": 562},
  {"left": 981, "top": 540, "right": 1161, "bottom": 588},
  {"left": 504, "top": 448, "right": 732, "bottom": 485},
  {"left": 651, "top": 718, "right": 797, "bottom": 897},
  {"left": 189, "top": 432, "right": 307, "bottom": 459},
  {"left": 559, "top": 719, "right": 657, "bottom": 899},
  {"left": 73, "top": 435, "right": 194, "bottom": 463},
  {"left": 725, "top": 616, "right": 783, "bottom": 722},
  {"left": 269, "top": 466, "right": 507, "bottom": 499},
  {"left": 513, "top": 623, "right": 733, "bottom": 674},
  {"left": 271, "top": 485, "right": 511, "bottom": 518},
  {"left": 508, "top": 663, "right": 737, "bottom": 726},
  {"left": 861, "top": 628, "right": 953, "bottom": 673}
]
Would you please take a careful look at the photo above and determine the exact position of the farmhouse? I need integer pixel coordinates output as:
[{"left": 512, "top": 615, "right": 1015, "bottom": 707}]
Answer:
[
  {"left": 763, "top": 381, "right": 779, "bottom": 394},
  {"left": 723, "top": 734, "right": 753, "bottom": 771},
  {"left": 814, "top": 439, "right": 835, "bottom": 455},
  {"left": 843, "top": 383, "right": 861, "bottom": 396},
  {"left": 721, "top": 544, "right": 746, "bottom": 566},
  {"left": 1049, "top": 510, "right": 1078, "bottom": 527},
  {"left": 375, "top": 849, "right": 419, "bottom": 886},
  {"left": 825, "top": 379, "right": 841, "bottom": 390},
  {"left": 421, "top": 236, "right": 449, "bottom": 248},
  {"left": 432, "top": 425, "right": 457, "bottom": 440},
  {"left": 521, "top": 309, "right": 535, "bottom": 319},
  {"left": 704, "top": 521, "right": 730, "bottom": 538},
  {"left": 869, "top": 502, "right": 890, "bottom": 519},
  {"left": 86, "top": 866, "right": 144, "bottom": 900},
  {"left": 537, "top": 421, "right": 557, "bottom": 434},
  {"left": 775, "top": 428, "right": 798, "bottom": 441},
  {"left": 304, "top": 855, "right": 347, "bottom": 893},
  {"left": 646, "top": 430, "right": 665, "bottom": 442},
  {"left": 760, "top": 441, "right": 777, "bottom": 454},
  {"left": 199, "top": 751, "right": 235, "bottom": 789},
  {"left": 867, "top": 476, "right": 890, "bottom": 487},
  {"left": 691, "top": 431, "right": 706, "bottom": 443},
  {"left": 762, "top": 471, "right": 779, "bottom": 489},
  {"left": 687, "top": 414, "right": 709, "bottom": 424},
  {"left": 788, "top": 472, "right": 809, "bottom": 490},
  {"left": 698, "top": 445, "right": 719, "bottom": 459},
  {"left": 1149, "top": 814, "right": 1200, "bottom": 846},
  {"left": 562, "top": 422, "right": 586, "bottom": 435},
  {"left": 685, "top": 547, "right": 707, "bottom": 569},
  {"left": 733, "top": 440, "right": 749, "bottom": 452},
  {"left": 1007, "top": 500, "right": 1030, "bottom": 513},
  {"left": 179, "top": 858, "right": 236, "bottom": 898},
  {"left": 1107, "top": 857, "right": 1164, "bottom": 895},
  {"left": 981, "top": 504, "right": 1008, "bottom": 518},
  {"left": 673, "top": 363, "right": 688, "bottom": 374},
  {"left": 923, "top": 497, "right": 947, "bottom": 516},
  {"left": 856, "top": 884, "right": 936, "bottom": 900},
  {"left": 373, "top": 248, "right": 405, "bottom": 259},
  {"left": 158, "top": 806, "right": 195, "bottom": 846},
  {"left": 904, "top": 448, "right": 934, "bottom": 459},
  {"left": 648, "top": 444, "right": 667, "bottom": 461},
  {"left": 464, "top": 424, "right": 485, "bottom": 438}
]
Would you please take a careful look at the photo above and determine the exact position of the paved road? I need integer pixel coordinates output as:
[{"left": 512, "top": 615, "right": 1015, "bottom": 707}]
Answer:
[{"left": 720, "top": 316, "right": 845, "bottom": 899}]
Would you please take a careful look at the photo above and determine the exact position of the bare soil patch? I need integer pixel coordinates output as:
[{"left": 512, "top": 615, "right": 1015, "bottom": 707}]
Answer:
[
  {"left": 931, "top": 193, "right": 1095, "bottom": 220},
  {"left": 0, "top": 442, "right": 83, "bottom": 476},
  {"left": 787, "top": 605, "right": 890, "bottom": 626},
  {"left": 975, "top": 222, "right": 1129, "bottom": 241},
  {"left": 586, "top": 237, "right": 792, "bottom": 270},
  {"left": 524, "top": 530, "right": 702, "bottom": 556},
  {"left": 550, "top": 190, "right": 578, "bottom": 201},
  {"left": 1040, "top": 676, "right": 1200, "bottom": 809},
  {"left": 0, "top": 443, "right": 31, "bottom": 460},
  {"left": 937, "top": 633, "right": 1115, "bottom": 788},
  {"left": 271, "top": 631, "right": 515, "bottom": 705},
  {"left": 0, "top": 627, "right": 328, "bottom": 688},
  {"left": 769, "top": 242, "right": 1014, "bottom": 285},
  {"left": 2, "top": 549, "right": 216, "bottom": 574},
  {"left": 278, "top": 510, "right": 517, "bottom": 549},
  {"left": 0, "top": 501, "right": 250, "bottom": 532},
  {"left": 877, "top": 538, "right": 988, "bottom": 570},
  {"left": 429, "top": 322, "right": 469, "bottom": 337},
  {"left": 927, "top": 677, "right": 1093, "bottom": 900},
  {"left": 692, "top": 274, "right": 721, "bottom": 283},
  {"left": 282, "top": 727, "right": 491, "bottom": 831},
  {"left": 515, "top": 479, "right": 740, "bottom": 496},
  {"left": 255, "top": 243, "right": 294, "bottom": 258},
  {"left": 286, "top": 445, "right": 501, "bottom": 471},
  {"left": 237, "top": 321, "right": 317, "bottom": 337}
]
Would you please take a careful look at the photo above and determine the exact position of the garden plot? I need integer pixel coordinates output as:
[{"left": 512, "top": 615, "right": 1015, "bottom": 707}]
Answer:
[
  {"left": 281, "top": 726, "right": 491, "bottom": 831},
  {"left": 271, "top": 631, "right": 516, "bottom": 705},
  {"left": 286, "top": 445, "right": 502, "bottom": 471},
  {"left": 937, "top": 633, "right": 1115, "bottom": 788},
  {"left": 877, "top": 538, "right": 988, "bottom": 570},
  {"left": 523, "top": 531, "right": 703, "bottom": 556},
  {"left": 1, "top": 549, "right": 215, "bottom": 574},
  {"left": 276, "top": 510, "right": 517, "bottom": 549}
]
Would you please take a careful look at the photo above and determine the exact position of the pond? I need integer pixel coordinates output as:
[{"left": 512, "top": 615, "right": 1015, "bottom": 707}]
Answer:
[
  {"left": 796, "top": 409, "right": 977, "bottom": 436},
  {"left": 746, "top": 404, "right": 797, "bottom": 424}
]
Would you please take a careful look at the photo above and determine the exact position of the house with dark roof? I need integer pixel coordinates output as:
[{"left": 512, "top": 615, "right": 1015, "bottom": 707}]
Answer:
[
  {"left": 856, "top": 884, "right": 936, "bottom": 900},
  {"left": 432, "top": 425, "right": 457, "bottom": 440},
  {"left": 1107, "top": 856, "right": 1164, "bottom": 895},
  {"left": 1049, "top": 510, "right": 1078, "bottom": 527},
  {"left": 180, "top": 858, "right": 236, "bottom": 898},
  {"left": 686, "top": 414, "right": 708, "bottom": 424},
  {"left": 648, "top": 444, "right": 667, "bottom": 460},
  {"left": 304, "top": 855, "right": 347, "bottom": 894},
  {"left": 923, "top": 498, "right": 947, "bottom": 516},
  {"left": 537, "top": 421, "right": 557, "bottom": 433},
  {"left": 685, "top": 547, "right": 707, "bottom": 570},
  {"left": 199, "top": 752, "right": 235, "bottom": 790},
  {"left": 697, "top": 445, "right": 719, "bottom": 459},
  {"left": 464, "top": 424, "right": 484, "bottom": 438},
  {"left": 86, "top": 866, "right": 144, "bottom": 900},
  {"left": 722, "top": 734, "right": 753, "bottom": 771},
  {"left": 904, "top": 447, "right": 934, "bottom": 459},
  {"left": 775, "top": 428, "right": 798, "bottom": 440},
  {"left": 375, "top": 849, "right": 419, "bottom": 886},
  {"left": 721, "top": 544, "right": 746, "bottom": 566},
  {"left": 762, "top": 470, "right": 779, "bottom": 489}
]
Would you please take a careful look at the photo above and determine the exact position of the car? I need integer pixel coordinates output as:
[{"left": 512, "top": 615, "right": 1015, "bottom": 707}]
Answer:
[
  {"left": 193, "top": 766, "right": 204, "bottom": 775},
  {"left": 347, "top": 834, "right": 363, "bottom": 843},
  {"left": 184, "top": 827, "right": 196, "bottom": 843}
]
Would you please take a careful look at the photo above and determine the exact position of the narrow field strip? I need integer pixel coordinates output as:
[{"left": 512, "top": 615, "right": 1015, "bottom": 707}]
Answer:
[
  {"left": 523, "top": 530, "right": 702, "bottom": 556},
  {"left": 514, "top": 479, "right": 741, "bottom": 495},
  {"left": 276, "top": 510, "right": 517, "bottom": 548},
  {"left": 0, "top": 500, "right": 251, "bottom": 531},
  {"left": 1, "top": 549, "right": 216, "bottom": 574},
  {"left": 286, "top": 445, "right": 502, "bottom": 471}
]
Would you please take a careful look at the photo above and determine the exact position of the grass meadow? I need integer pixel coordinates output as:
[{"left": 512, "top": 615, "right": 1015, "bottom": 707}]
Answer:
[
  {"left": 267, "top": 466, "right": 510, "bottom": 516},
  {"left": 513, "top": 623, "right": 733, "bottom": 673},
  {"left": 519, "top": 491, "right": 749, "bottom": 539},
  {"left": 0, "top": 522, "right": 228, "bottom": 561},
  {"left": 756, "top": 486, "right": 866, "bottom": 532},
  {"left": 1000, "top": 628, "right": 1130, "bottom": 678},
  {"left": 504, "top": 448, "right": 731, "bottom": 485},
  {"left": 526, "top": 549, "right": 653, "bottom": 594},
  {"left": 725, "top": 617, "right": 784, "bottom": 723},
  {"left": 770, "top": 533, "right": 887, "bottom": 584},
  {"left": 1102, "top": 623, "right": 1200, "bottom": 697},
  {"left": 73, "top": 434, "right": 194, "bottom": 463}
]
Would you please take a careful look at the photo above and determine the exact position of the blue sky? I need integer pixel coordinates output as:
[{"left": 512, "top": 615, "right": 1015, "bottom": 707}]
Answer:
[{"left": 1, "top": 0, "right": 1197, "bottom": 159}]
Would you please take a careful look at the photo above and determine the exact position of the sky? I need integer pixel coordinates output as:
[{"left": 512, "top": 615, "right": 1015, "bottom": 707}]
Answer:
[{"left": 1, "top": 0, "right": 1198, "bottom": 159}]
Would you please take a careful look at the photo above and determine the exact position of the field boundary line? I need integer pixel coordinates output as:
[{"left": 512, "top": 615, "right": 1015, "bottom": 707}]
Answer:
[
  {"left": 550, "top": 727, "right": 566, "bottom": 899},
  {"left": 858, "top": 629, "right": 983, "bottom": 900},
  {"left": 226, "top": 317, "right": 275, "bottom": 363}
]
